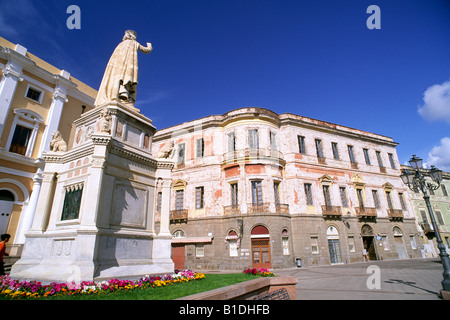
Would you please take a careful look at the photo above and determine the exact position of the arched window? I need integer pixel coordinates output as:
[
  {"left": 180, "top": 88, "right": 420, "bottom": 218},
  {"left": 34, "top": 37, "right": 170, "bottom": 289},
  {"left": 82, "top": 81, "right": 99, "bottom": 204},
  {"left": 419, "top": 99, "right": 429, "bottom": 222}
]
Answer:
[
  {"left": 393, "top": 226, "right": 403, "bottom": 236},
  {"left": 393, "top": 226, "right": 407, "bottom": 259},
  {"left": 173, "top": 230, "right": 185, "bottom": 238},
  {"left": 361, "top": 224, "right": 374, "bottom": 237},
  {"left": 281, "top": 229, "right": 289, "bottom": 255},
  {"left": 251, "top": 225, "right": 269, "bottom": 237},
  {"left": 0, "top": 190, "right": 15, "bottom": 202},
  {"left": 226, "top": 230, "right": 239, "bottom": 257}
]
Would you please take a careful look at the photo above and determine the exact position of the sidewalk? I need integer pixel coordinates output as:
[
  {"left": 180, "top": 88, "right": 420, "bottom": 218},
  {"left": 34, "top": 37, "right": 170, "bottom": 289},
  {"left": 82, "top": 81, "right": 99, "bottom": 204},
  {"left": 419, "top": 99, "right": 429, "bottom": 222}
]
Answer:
[{"left": 275, "top": 258, "right": 445, "bottom": 300}]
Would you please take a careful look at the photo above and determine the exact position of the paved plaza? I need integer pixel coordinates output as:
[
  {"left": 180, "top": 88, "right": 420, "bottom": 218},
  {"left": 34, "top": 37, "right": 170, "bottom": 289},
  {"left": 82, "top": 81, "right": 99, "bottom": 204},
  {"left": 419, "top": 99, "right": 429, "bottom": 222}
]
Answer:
[{"left": 276, "top": 258, "right": 446, "bottom": 300}]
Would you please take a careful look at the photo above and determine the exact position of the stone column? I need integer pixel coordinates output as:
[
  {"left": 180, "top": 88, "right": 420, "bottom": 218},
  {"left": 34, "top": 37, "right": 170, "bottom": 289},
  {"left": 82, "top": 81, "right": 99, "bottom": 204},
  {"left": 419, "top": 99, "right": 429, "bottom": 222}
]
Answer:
[
  {"left": 29, "top": 172, "right": 57, "bottom": 233},
  {"left": 152, "top": 160, "right": 174, "bottom": 272},
  {"left": 38, "top": 86, "right": 68, "bottom": 156},
  {"left": 14, "top": 159, "right": 44, "bottom": 244},
  {"left": 159, "top": 178, "right": 172, "bottom": 237}
]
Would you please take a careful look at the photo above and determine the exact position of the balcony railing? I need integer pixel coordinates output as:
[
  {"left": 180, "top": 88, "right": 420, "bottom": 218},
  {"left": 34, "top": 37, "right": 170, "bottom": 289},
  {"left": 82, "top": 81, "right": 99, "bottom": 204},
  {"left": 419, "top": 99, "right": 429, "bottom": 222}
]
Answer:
[
  {"left": 321, "top": 205, "right": 342, "bottom": 218},
  {"left": 170, "top": 209, "right": 188, "bottom": 221},
  {"left": 222, "top": 148, "right": 284, "bottom": 165},
  {"left": 223, "top": 205, "right": 240, "bottom": 216},
  {"left": 224, "top": 203, "right": 290, "bottom": 215},
  {"left": 355, "top": 206, "right": 377, "bottom": 219},
  {"left": 387, "top": 209, "right": 404, "bottom": 220},
  {"left": 247, "top": 202, "right": 271, "bottom": 214},
  {"left": 275, "top": 203, "right": 290, "bottom": 214},
  {"left": 420, "top": 223, "right": 434, "bottom": 234}
]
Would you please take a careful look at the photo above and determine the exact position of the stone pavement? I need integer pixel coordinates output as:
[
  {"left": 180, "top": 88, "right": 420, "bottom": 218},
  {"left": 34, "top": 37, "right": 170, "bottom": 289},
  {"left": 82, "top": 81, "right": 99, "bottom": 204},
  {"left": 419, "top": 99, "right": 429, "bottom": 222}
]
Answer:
[{"left": 275, "top": 258, "right": 446, "bottom": 300}]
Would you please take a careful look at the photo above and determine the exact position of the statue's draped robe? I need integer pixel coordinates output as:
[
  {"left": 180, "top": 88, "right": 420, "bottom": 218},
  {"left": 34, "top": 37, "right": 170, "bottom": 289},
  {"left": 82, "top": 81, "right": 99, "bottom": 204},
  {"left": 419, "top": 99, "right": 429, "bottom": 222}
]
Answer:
[{"left": 95, "top": 39, "right": 151, "bottom": 106}]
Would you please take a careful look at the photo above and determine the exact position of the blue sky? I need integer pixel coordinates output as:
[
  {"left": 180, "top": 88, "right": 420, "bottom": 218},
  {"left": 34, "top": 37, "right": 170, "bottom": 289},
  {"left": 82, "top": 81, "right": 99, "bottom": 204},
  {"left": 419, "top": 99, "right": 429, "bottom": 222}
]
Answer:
[{"left": 1, "top": 0, "right": 450, "bottom": 170}]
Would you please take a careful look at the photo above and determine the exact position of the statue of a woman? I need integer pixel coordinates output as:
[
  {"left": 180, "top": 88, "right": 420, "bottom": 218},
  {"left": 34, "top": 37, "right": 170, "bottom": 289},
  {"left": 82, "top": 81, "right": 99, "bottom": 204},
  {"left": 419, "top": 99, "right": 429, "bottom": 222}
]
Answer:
[{"left": 94, "top": 30, "right": 152, "bottom": 108}]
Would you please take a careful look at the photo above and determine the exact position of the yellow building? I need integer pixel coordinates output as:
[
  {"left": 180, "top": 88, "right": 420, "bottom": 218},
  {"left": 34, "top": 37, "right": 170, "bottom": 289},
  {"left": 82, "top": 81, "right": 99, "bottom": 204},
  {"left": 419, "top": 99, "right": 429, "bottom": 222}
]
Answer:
[{"left": 0, "top": 37, "right": 97, "bottom": 253}]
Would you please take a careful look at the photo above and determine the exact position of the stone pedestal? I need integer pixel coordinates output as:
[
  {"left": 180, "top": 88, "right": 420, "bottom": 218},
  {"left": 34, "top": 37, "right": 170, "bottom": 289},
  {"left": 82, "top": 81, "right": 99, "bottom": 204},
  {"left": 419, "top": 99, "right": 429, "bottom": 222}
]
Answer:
[{"left": 10, "top": 102, "right": 174, "bottom": 283}]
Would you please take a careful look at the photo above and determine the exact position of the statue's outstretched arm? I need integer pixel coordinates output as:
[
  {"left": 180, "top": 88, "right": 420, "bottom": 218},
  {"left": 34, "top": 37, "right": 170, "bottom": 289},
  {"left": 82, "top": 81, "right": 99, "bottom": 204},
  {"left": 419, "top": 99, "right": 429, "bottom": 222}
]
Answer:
[{"left": 139, "top": 42, "right": 153, "bottom": 54}]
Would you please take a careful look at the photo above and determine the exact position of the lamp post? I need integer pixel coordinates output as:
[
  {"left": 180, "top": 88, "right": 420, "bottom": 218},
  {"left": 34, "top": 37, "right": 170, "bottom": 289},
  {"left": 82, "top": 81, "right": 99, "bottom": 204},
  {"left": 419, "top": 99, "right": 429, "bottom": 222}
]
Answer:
[{"left": 401, "top": 155, "right": 450, "bottom": 292}]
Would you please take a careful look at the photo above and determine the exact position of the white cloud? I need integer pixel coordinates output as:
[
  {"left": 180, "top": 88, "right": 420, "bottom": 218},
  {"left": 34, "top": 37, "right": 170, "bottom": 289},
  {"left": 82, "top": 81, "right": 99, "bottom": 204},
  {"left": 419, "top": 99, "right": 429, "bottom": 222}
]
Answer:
[
  {"left": 427, "top": 137, "right": 450, "bottom": 172},
  {"left": 418, "top": 80, "right": 450, "bottom": 123},
  {"left": 135, "top": 91, "right": 170, "bottom": 108},
  {"left": 0, "top": 5, "right": 19, "bottom": 38}
]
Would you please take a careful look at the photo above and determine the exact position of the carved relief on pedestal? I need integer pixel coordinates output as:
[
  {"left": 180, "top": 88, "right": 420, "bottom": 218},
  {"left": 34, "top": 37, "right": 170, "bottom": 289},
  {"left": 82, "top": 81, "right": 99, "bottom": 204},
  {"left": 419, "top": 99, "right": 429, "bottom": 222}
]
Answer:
[
  {"left": 52, "top": 239, "right": 74, "bottom": 257},
  {"left": 116, "top": 120, "right": 124, "bottom": 139},
  {"left": 98, "top": 108, "right": 112, "bottom": 134}
]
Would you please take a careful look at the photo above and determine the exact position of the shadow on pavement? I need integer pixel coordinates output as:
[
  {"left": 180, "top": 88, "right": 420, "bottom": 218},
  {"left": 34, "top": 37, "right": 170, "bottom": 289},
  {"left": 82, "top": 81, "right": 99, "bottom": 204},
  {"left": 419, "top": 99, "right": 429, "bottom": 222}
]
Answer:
[{"left": 384, "top": 279, "right": 440, "bottom": 296}]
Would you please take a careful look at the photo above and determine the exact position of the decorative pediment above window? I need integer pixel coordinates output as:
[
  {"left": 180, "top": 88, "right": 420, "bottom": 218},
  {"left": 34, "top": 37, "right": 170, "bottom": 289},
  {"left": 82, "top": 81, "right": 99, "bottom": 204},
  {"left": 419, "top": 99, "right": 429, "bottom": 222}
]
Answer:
[
  {"left": 351, "top": 174, "right": 365, "bottom": 187},
  {"left": 14, "top": 108, "right": 45, "bottom": 124},
  {"left": 382, "top": 182, "right": 394, "bottom": 191},
  {"left": 172, "top": 179, "right": 187, "bottom": 190},
  {"left": 319, "top": 174, "right": 334, "bottom": 185}
]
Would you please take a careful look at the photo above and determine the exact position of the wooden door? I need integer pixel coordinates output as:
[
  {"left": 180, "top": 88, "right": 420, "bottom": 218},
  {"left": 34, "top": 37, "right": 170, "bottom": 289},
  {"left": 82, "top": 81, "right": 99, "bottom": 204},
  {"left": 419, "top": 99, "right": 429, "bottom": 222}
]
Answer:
[
  {"left": 251, "top": 239, "right": 271, "bottom": 269},
  {"left": 172, "top": 244, "right": 185, "bottom": 270}
]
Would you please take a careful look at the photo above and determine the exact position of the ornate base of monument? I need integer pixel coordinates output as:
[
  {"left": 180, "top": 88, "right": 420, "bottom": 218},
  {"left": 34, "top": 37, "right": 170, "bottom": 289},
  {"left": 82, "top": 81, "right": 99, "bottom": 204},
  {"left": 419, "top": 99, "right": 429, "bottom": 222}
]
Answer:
[
  {"left": 10, "top": 102, "right": 174, "bottom": 283},
  {"left": 10, "top": 231, "right": 174, "bottom": 283}
]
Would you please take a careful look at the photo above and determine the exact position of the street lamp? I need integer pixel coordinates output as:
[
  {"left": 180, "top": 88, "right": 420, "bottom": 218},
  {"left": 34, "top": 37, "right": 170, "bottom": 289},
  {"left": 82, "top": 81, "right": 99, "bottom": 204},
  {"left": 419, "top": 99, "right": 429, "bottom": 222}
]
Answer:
[{"left": 401, "top": 155, "right": 450, "bottom": 292}]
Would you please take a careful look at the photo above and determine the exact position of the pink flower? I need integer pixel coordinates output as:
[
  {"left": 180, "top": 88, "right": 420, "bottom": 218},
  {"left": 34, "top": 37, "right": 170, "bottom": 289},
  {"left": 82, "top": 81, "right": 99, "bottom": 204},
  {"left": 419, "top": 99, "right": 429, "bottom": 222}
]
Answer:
[{"left": 67, "top": 282, "right": 80, "bottom": 290}]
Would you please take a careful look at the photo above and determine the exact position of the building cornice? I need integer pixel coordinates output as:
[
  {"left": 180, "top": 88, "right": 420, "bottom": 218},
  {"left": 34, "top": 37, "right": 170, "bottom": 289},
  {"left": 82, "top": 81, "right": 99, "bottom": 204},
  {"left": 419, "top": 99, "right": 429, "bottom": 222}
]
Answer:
[
  {"left": 0, "top": 44, "right": 96, "bottom": 106},
  {"left": 279, "top": 113, "right": 398, "bottom": 147},
  {"left": 154, "top": 107, "right": 399, "bottom": 148}
]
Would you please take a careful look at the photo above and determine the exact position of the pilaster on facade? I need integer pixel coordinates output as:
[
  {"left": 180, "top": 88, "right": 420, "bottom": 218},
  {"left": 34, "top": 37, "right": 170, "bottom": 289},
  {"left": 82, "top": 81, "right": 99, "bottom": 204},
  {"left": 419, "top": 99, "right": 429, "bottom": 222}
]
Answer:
[
  {"left": 0, "top": 48, "right": 26, "bottom": 137},
  {"left": 38, "top": 81, "right": 73, "bottom": 157}
]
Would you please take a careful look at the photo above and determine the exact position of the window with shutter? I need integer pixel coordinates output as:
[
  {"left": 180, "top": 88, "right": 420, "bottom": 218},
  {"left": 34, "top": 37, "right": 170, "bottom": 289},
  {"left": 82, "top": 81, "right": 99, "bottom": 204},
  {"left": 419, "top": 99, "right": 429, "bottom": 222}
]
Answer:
[
  {"left": 196, "top": 138, "right": 204, "bottom": 158},
  {"left": 251, "top": 180, "right": 263, "bottom": 205},
  {"left": 248, "top": 129, "right": 259, "bottom": 150}
]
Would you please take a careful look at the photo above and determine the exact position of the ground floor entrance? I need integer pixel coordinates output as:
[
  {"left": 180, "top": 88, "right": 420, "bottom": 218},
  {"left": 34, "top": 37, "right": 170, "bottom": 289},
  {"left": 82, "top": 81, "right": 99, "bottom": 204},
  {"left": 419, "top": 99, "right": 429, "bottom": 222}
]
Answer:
[
  {"left": 327, "top": 226, "right": 342, "bottom": 264},
  {"left": 361, "top": 224, "right": 378, "bottom": 261},
  {"left": 171, "top": 244, "right": 185, "bottom": 270},
  {"left": 328, "top": 239, "right": 342, "bottom": 264},
  {"left": 363, "top": 236, "right": 377, "bottom": 261},
  {"left": 251, "top": 239, "right": 271, "bottom": 269},
  {"left": 0, "top": 198, "right": 14, "bottom": 235},
  {"left": 166, "top": 216, "right": 422, "bottom": 271},
  {"left": 251, "top": 225, "right": 271, "bottom": 269}
]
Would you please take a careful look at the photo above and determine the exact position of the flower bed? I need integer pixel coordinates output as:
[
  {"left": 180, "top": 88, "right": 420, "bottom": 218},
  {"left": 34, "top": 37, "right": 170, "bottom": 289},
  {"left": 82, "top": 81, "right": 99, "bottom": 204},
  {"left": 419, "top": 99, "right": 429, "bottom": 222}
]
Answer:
[
  {"left": 243, "top": 268, "right": 275, "bottom": 277},
  {"left": 0, "top": 269, "right": 205, "bottom": 299}
]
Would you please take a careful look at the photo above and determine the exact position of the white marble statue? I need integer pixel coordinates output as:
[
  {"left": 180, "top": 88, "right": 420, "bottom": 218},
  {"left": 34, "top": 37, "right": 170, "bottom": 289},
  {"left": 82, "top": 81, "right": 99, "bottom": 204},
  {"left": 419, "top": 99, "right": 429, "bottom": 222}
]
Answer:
[
  {"left": 94, "top": 30, "right": 152, "bottom": 107},
  {"left": 157, "top": 141, "right": 174, "bottom": 159},
  {"left": 49, "top": 131, "right": 67, "bottom": 152}
]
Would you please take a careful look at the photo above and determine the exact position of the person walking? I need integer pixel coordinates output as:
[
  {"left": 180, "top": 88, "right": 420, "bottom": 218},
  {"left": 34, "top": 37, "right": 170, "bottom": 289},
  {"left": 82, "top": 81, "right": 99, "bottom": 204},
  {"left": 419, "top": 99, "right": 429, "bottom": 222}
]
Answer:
[{"left": 0, "top": 234, "right": 11, "bottom": 276}]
